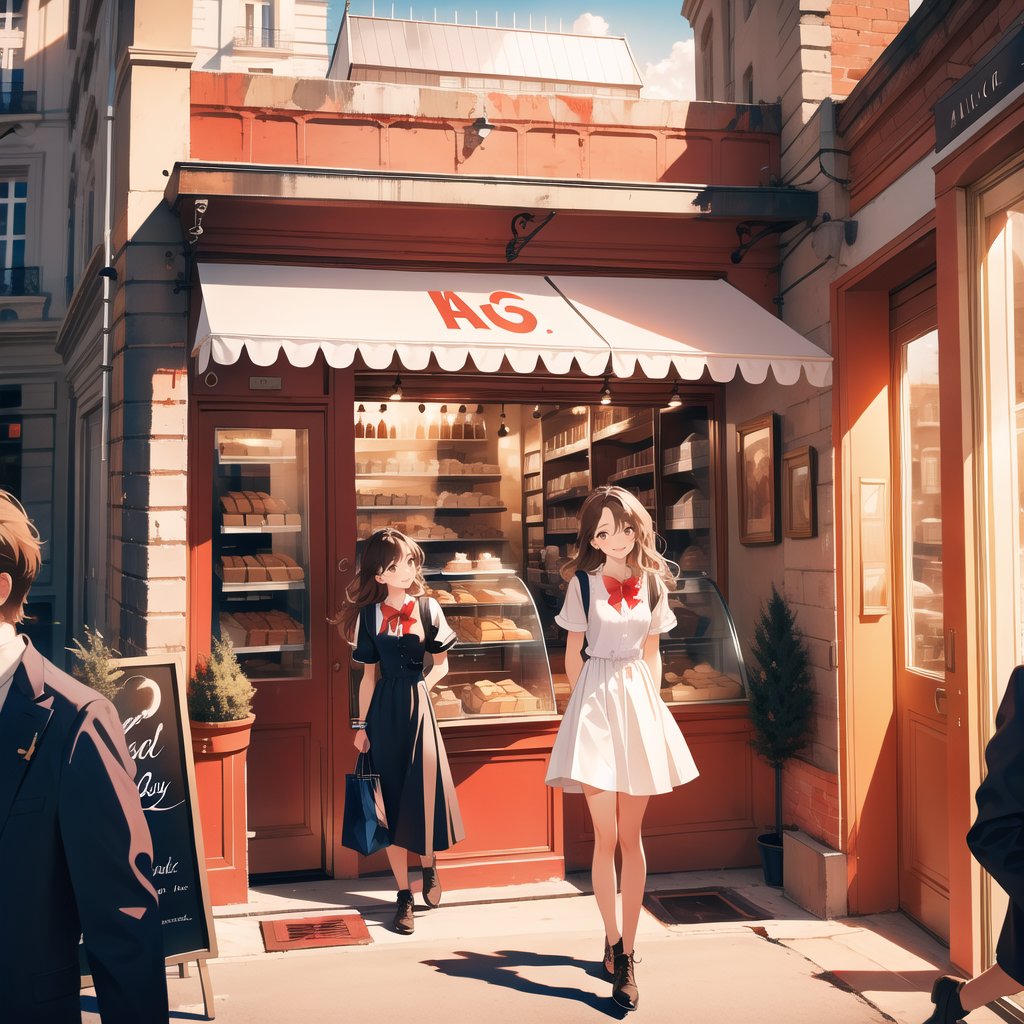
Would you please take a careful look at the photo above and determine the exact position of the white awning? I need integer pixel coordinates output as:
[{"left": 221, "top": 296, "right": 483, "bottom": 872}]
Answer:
[{"left": 193, "top": 263, "right": 831, "bottom": 387}]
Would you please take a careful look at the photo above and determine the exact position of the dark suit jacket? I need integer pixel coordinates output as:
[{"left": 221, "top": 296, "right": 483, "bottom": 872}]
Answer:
[
  {"left": 967, "top": 665, "right": 1024, "bottom": 905},
  {"left": 0, "top": 638, "right": 168, "bottom": 1023}
]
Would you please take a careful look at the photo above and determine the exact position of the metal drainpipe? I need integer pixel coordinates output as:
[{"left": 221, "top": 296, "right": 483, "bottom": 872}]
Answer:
[{"left": 100, "top": 0, "right": 115, "bottom": 466}]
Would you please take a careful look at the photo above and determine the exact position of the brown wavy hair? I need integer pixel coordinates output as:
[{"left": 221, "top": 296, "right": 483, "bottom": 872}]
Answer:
[
  {"left": 560, "top": 486, "right": 676, "bottom": 589},
  {"left": 0, "top": 489, "right": 43, "bottom": 623},
  {"left": 332, "top": 528, "right": 427, "bottom": 645}
]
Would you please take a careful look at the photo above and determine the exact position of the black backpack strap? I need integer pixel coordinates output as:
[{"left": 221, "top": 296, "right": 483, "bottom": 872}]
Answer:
[
  {"left": 575, "top": 570, "right": 590, "bottom": 619},
  {"left": 417, "top": 594, "right": 437, "bottom": 645}
]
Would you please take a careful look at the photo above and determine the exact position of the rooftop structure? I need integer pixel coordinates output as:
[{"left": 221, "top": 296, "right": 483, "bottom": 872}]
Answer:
[{"left": 328, "top": 14, "right": 643, "bottom": 97}]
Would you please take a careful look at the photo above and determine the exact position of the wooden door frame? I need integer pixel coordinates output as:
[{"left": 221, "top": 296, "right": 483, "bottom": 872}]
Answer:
[{"left": 832, "top": 213, "right": 937, "bottom": 918}]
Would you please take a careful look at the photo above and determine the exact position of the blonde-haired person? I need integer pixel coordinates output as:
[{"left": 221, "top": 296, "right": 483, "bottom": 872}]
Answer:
[
  {"left": 0, "top": 490, "right": 168, "bottom": 1023},
  {"left": 335, "top": 527, "right": 464, "bottom": 935},
  {"left": 546, "top": 486, "right": 699, "bottom": 1012}
]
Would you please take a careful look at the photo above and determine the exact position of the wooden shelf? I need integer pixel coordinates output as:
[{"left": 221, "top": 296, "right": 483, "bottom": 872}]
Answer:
[
  {"left": 357, "top": 505, "right": 507, "bottom": 514},
  {"left": 592, "top": 417, "right": 653, "bottom": 444},
  {"left": 355, "top": 438, "right": 488, "bottom": 448},
  {"left": 545, "top": 486, "right": 589, "bottom": 504},
  {"left": 664, "top": 457, "right": 710, "bottom": 475},
  {"left": 217, "top": 454, "right": 296, "bottom": 465},
  {"left": 221, "top": 524, "right": 302, "bottom": 534},
  {"left": 426, "top": 568, "right": 518, "bottom": 578},
  {"left": 607, "top": 463, "right": 654, "bottom": 484},
  {"left": 409, "top": 537, "right": 509, "bottom": 544},
  {"left": 525, "top": 515, "right": 544, "bottom": 525},
  {"left": 234, "top": 642, "right": 305, "bottom": 654},
  {"left": 543, "top": 439, "right": 589, "bottom": 462},
  {"left": 355, "top": 473, "right": 502, "bottom": 483},
  {"left": 216, "top": 570, "right": 305, "bottom": 593}
]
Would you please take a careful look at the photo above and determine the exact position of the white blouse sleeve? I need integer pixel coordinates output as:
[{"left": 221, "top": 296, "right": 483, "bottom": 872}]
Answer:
[
  {"left": 426, "top": 597, "right": 458, "bottom": 653},
  {"left": 555, "top": 574, "right": 588, "bottom": 633},
  {"left": 648, "top": 577, "right": 678, "bottom": 635}
]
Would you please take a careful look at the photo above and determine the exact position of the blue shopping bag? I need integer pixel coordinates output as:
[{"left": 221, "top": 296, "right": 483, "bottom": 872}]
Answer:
[{"left": 342, "top": 752, "right": 391, "bottom": 855}]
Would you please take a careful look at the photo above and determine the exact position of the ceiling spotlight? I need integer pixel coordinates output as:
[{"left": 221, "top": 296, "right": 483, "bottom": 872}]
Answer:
[
  {"left": 531, "top": 404, "right": 541, "bottom": 419},
  {"left": 471, "top": 113, "right": 495, "bottom": 140},
  {"left": 357, "top": 403, "right": 365, "bottom": 413},
  {"left": 476, "top": 404, "right": 485, "bottom": 415},
  {"left": 668, "top": 382, "right": 682, "bottom": 408},
  {"left": 599, "top": 377, "right": 613, "bottom": 406},
  {"left": 417, "top": 402, "right": 426, "bottom": 414},
  {"left": 497, "top": 402, "right": 509, "bottom": 437},
  {"left": 389, "top": 375, "right": 403, "bottom": 401},
  {"left": 379, "top": 403, "right": 387, "bottom": 413}
]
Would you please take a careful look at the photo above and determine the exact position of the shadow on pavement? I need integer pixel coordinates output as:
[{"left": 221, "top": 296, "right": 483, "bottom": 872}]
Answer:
[
  {"left": 80, "top": 994, "right": 208, "bottom": 1021},
  {"left": 421, "top": 948, "right": 628, "bottom": 1018}
]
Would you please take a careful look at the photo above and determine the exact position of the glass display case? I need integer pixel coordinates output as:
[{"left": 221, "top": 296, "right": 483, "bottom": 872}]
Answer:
[
  {"left": 212, "top": 427, "right": 311, "bottom": 680},
  {"left": 660, "top": 573, "right": 748, "bottom": 704},
  {"left": 423, "top": 574, "right": 556, "bottom": 719}
]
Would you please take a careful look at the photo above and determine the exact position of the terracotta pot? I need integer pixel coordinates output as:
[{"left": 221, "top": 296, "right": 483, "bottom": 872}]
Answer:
[{"left": 190, "top": 715, "right": 255, "bottom": 906}]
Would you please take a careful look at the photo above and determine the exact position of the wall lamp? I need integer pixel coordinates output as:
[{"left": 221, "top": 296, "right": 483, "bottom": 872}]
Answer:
[
  {"left": 98, "top": 266, "right": 118, "bottom": 280},
  {"left": 464, "top": 112, "right": 496, "bottom": 154}
]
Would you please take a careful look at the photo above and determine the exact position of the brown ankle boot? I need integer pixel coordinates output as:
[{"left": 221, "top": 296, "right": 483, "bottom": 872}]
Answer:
[
  {"left": 925, "top": 977, "right": 967, "bottom": 1024},
  {"left": 603, "top": 937, "right": 623, "bottom": 977},
  {"left": 393, "top": 889, "right": 415, "bottom": 935},
  {"left": 612, "top": 950, "right": 639, "bottom": 1011},
  {"left": 422, "top": 859, "right": 442, "bottom": 909}
]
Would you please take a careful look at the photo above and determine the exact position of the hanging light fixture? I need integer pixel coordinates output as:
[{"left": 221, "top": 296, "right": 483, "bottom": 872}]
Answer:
[
  {"left": 599, "top": 377, "right": 613, "bottom": 406},
  {"left": 668, "top": 382, "right": 682, "bottom": 408},
  {"left": 417, "top": 402, "right": 426, "bottom": 414},
  {"left": 531, "top": 404, "right": 542, "bottom": 419},
  {"left": 389, "top": 374, "right": 403, "bottom": 401},
  {"left": 497, "top": 402, "right": 509, "bottom": 437}
]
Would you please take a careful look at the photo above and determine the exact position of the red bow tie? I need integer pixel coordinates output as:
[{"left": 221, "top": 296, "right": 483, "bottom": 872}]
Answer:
[
  {"left": 603, "top": 576, "right": 641, "bottom": 613},
  {"left": 379, "top": 600, "right": 416, "bottom": 635}
]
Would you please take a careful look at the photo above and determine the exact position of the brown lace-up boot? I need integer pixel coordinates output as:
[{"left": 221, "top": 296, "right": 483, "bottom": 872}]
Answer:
[
  {"left": 422, "top": 859, "right": 442, "bottom": 909},
  {"left": 603, "top": 937, "right": 623, "bottom": 977},
  {"left": 612, "top": 950, "right": 639, "bottom": 1011},
  {"left": 392, "top": 889, "right": 415, "bottom": 935}
]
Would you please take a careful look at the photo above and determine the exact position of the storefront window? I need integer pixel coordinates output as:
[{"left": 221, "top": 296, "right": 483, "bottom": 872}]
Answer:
[
  {"left": 213, "top": 428, "right": 311, "bottom": 679},
  {"left": 901, "top": 330, "right": 944, "bottom": 675},
  {"left": 352, "top": 395, "right": 745, "bottom": 715}
]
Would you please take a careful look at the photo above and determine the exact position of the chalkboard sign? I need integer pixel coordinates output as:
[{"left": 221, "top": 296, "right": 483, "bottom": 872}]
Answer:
[{"left": 109, "top": 656, "right": 216, "bottom": 965}]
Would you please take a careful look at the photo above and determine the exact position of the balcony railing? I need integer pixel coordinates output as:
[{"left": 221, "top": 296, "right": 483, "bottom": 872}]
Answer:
[
  {"left": 0, "top": 91, "right": 37, "bottom": 116},
  {"left": 233, "top": 27, "right": 290, "bottom": 49},
  {"left": 0, "top": 267, "right": 40, "bottom": 296}
]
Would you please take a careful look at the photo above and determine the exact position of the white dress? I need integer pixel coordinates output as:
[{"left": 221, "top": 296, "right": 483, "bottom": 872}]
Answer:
[{"left": 545, "top": 571, "right": 700, "bottom": 796}]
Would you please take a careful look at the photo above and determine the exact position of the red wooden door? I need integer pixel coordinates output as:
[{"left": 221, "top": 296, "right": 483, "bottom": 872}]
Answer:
[{"left": 192, "top": 408, "right": 330, "bottom": 876}]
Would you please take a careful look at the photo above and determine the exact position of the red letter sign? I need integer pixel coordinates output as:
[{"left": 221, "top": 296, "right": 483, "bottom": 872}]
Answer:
[
  {"left": 428, "top": 290, "right": 489, "bottom": 330},
  {"left": 480, "top": 291, "right": 538, "bottom": 334}
]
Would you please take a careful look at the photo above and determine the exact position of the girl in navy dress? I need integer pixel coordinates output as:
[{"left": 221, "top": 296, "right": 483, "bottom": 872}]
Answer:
[{"left": 337, "top": 528, "right": 464, "bottom": 935}]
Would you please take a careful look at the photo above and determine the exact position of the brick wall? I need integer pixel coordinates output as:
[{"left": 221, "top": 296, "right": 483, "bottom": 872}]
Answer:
[
  {"left": 828, "top": 2, "right": 911, "bottom": 97},
  {"left": 783, "top": 756, "right": 841, "bottom": 848}
]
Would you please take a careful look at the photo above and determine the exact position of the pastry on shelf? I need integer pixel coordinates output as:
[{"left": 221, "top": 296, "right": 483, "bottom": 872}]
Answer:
[
  {"left": 430, "top": 685, "right": 463, "bottom": 719},
  {"left": 219, "top": 556, "right": 247, "bottom": 584},
  {"left": 680, "top": 544, "right": 710, "bottom": 572},
  {"left": 462, "top": 680, "right": 518, "bottom": 714},
  {"left": 222, "top": 513, "right": 245, "bottom": 528},
  {"left": 472, "top": 553, "right": 502, "bottom": 571},
  {"left": 444, "top": 553, "right": 472, "bottom": 572}
]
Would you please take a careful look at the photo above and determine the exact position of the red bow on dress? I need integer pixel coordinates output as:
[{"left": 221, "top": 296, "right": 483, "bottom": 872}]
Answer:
[
  {"left": 603, "top": 576, "right": 641, "bottom": 613},
  {"left": 379, "top": 600, "right": 416, "bottom": 635}
]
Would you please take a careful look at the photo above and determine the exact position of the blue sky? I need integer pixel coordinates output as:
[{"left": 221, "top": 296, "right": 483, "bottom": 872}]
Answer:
[{"left": 327, "top": 1, "right": 696, "bottom": 99}]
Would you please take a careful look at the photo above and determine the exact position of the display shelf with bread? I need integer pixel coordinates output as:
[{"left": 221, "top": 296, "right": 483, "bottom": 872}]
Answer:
[
  {"left": 657, "top": 573, "right": 748, "bottom": 705},
  {"left": 213, "top": 426, "right": 311, "bottom": 680}
]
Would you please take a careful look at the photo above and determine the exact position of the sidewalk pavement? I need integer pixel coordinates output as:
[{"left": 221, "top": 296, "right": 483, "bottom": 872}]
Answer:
[{"left": 83, "top": 868, "right": 1010, "bottom": 1023}]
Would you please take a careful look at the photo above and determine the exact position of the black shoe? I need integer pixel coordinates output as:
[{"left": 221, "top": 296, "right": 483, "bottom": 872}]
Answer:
[
  {"left": 422, "top": 859, "right": 442, "bottom": 909},
  {"left": 612, "top": 951, "right": 639, "bottom": 1011},
  {"left": 603, "top": 937, "right": 623, "bottom": 977},
  {"left": 925, "top": 976, "right": 967, "bottom": 1024},
  {"left": 393, "top": 889, "right": 415, "bottom": 935}
]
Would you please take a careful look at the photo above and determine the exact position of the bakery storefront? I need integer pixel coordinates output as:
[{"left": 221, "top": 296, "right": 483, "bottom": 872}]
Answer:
[{"left": 183, "top": 253, "right": 830, "bottom": 893}]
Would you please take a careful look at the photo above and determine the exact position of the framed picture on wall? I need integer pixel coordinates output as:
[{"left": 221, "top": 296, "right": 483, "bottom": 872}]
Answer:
[
  {"left": 737, "top": 412, "right": 779, "bottom": 545},
  {"left": 783, "top": 446, "right": 817, "bottom": 539}
]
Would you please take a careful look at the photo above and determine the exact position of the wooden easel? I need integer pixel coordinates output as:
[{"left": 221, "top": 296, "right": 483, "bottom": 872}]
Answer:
[{"left": 174, "top": 955, "right": 216, "bottom": 1020}]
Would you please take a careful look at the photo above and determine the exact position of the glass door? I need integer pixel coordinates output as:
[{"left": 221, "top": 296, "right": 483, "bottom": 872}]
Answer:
[{"left": 977, "top": 166, "right": 1024, "bottom": 990}]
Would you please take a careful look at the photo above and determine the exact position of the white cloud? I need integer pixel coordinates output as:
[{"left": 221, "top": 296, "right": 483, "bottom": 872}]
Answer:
[
  {"left": 640, "top": 38, "right": 697, "bottom": 101},
  {"left": 572, "top": 12, "right": 610, "bottom": 35}
]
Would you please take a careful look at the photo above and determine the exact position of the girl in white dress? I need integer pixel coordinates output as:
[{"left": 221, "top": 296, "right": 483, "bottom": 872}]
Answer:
[{"left": 546, "top": 486, "right": 699, "bottom": 1012}]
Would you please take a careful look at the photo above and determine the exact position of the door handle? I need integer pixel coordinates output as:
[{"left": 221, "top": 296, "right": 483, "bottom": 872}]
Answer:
[{"left": 934, "top": 687, "right": 947, "bottom": 716}]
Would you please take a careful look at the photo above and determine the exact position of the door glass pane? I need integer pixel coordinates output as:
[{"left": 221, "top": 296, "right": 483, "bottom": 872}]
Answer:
[
  {"left": 1010, "top": 206, "right": 1024, "bottom": 659},
  {"left": 213, "top": 428, "right": 311, "bottom": 680},
  {"left": 902, "top": 329, "right": 944, "bottom": 675}
]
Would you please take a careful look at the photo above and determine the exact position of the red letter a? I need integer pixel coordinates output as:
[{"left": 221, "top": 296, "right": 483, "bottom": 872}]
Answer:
[{"left": 427, "top": 291, "right": 489, "bottom": 331}]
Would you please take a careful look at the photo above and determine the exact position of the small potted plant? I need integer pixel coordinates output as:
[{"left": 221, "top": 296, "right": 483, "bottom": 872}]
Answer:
[
  {"left": 67, "top": 626, "right": 125, "bottom": 702},
  {"left": 748, "top": 584, "right": 814, "bottom": 887},
  {"left": 188, "top": 637, "right": 256, "bottom": 906}
]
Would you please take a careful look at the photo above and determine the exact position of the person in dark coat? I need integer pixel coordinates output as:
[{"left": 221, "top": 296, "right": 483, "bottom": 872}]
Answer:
[
  {"left": 0, "top": 489, "right": 168, "bottom": 1023},
  {"left": 925, "top": 665, "right": 1024, "bottom": 1023}
]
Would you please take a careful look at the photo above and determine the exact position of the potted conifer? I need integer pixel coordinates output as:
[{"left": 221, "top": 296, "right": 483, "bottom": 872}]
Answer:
[
  {"left": 188, "top": 637, "right": 256, "bottom": 905},
  {"left": 748, "top": 584, "right": 815, "bottom": 887}
]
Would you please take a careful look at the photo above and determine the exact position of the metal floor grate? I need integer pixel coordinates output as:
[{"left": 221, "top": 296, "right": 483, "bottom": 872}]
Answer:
[
  {"left": 643, "top": 887, "right": 768, "bottom": 926},
  {"left": 260, "top": 913, "right": 373, "bottom": 952}
]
